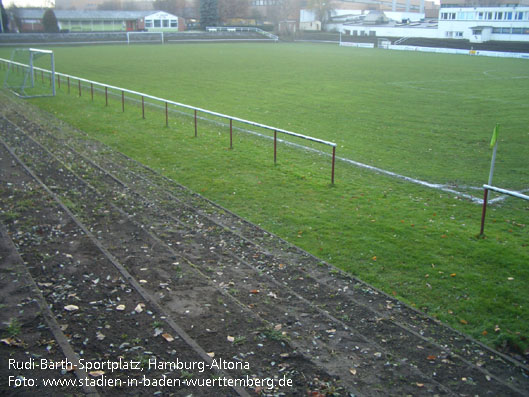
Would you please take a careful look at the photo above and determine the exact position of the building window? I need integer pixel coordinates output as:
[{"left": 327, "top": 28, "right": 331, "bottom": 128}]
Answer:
[
  {"left": 496, "top": 12, "right": 503, "bottom": 20},
  {"left": 145, "top": 20, "right": 152, "bottom": 28},
  {"left": 512, "top": 28, "right": 522, "bottom": 34},
  {"left": 154, "top": 19, "right": 161, "bottom": 27},
  {"left": 505, "top": 12, "right": 512, "bottom": 20},
  {"left": 515, "top": 12, "right": 523, "bottom": 20},
  {"left": 477, "top": 12, "right": 483, "bottom": 20},
  {"left": 170, "top": 19, "right": 177, "bottom": 28},
  {"left": 455, "top": 31, "right": 463, "bottom": 37},
  {"left": 492, "top": 27, "right": 501, "bottom": 33},
  {"left": 162, "top": 19, "right": 169, "bottom": 27}
]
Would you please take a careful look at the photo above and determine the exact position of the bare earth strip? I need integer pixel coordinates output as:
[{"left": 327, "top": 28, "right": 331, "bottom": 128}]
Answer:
[{"left": 1, "top": 91, "right": 528, "bottom": 396}]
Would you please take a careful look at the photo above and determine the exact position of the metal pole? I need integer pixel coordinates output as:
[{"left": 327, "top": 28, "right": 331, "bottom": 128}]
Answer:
[
  {"left": 331, "top": 146, "right": 336, "bottom": 184},
  {"left": 122, "top": 91, "right": 125, "bottom": 112},
  {"left": 142, "top": 96, "right": 145, "bottom": 119},
  {"left": 480, "top": 188, "right": 489, "bottom": 236},
  {"left": 67, "top": 76, "right": 70, "bottom": 94},
  {"left": 29, "top": 52, "right": 34, "bottom": 88},
  {"left": 165, "top": 102, "right": 168, "bottom": 127},
  {"left": 274, "top": 130, "right": 277, "bottom": 164},
  {"left": 105, "top": 87, "right": 108, "bottom": 106},
  {"left": 488, "top": 142, "right": 498, "bottom": 186},
  {"left": 57, "top": 75, "right": 60, "bottom": 89},
  {"left": 78, "top": 79, "right": 81, "bottom": 97},
  {"left": 230, "top": 119, "right": 233, "bottom": 149},
  {"left": 91, "top": 83, "right": 94, "bottom": 101},
  {"left": 194, "top": 109, "right": 197, "bottom": 137}
]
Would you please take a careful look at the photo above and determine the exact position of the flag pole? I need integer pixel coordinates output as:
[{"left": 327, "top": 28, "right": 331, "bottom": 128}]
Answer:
[{"left": 480, "top": 124, "right": 500, "bottom": 236}]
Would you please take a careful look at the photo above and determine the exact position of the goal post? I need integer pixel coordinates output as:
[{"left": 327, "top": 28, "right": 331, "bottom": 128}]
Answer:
[
  {"left": 3, "top": 48, "right": 55, "bottom": 98},
  {"left": 126, "top": 31, "right": 164, "bottom": 45}
]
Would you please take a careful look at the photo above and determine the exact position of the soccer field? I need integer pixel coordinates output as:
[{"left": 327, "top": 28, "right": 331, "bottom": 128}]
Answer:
[
  {"left": 3, "top": 42, "right": 527, "bottom": 194},
  {"left": 1, "top": 42, "right": 528, "bottom": 353}
]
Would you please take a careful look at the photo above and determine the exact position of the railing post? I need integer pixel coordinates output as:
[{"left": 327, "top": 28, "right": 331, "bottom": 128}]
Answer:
[
  {"left": 480, "top": 188, "right": 489, "bottom": 236},
  {"left": 274, "top": 130, "right": 277, "bottom": 164},
  {"left": 67, "top": 76, "right": 70, "bottom": 94},
  {"left": 230, "top": 119, "right": 233, "bottom": 149},
  {"left": 105, "top": 87, "right": 108, "bottom": 106},
  {"left": 90, "top": 83, "right": 94, "bottom": 101},
  {"left": 57, "top": 75, "right": 60, "bottom": 89},
  {"left": 194, "top": 109, "right": 197, "bottom": 137},
  {"left": 78, "top": 79, "right": 81, "bottom": 97},
  {"left": 165, "top": 102, "right": 168, "bottom": 127},
  {"left": 122, "top": 91, "right": 125, "bottom": 112},
  {"left": 331, "top": 146, "right": 336, "bottom": 185},
  {"left": 142, "top": 96, "right": 145, "bottom": 119}
]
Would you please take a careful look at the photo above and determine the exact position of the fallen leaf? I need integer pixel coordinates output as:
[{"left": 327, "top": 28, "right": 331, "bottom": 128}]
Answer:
[
  {"left": 450, "top": 273, "right": 457, "bottom": 277},
  {"left": 1, "top": 338, "right": 23, "bottom": 347},
  {"left": 162, "top": 333, "right": 174, "bottom": 342},
  {"left": 460, "top": 318, "right": 468, "bottom": 325},
  {"left": 96, "top": 332, "right": 105, "bottom": 341},
  {"left": 134, "top": 303, "right": 145, "bottom": 313},
  {"left": 482, "top": 330, "right": 488, "bottom": 336},
  {"left": 427, "top": 355, "right": 436, "bottom": 361},
  {"left": 116, "top": 304, "right": 126, "bottom": 311},
  {"left": 326, "top": 329, "right": 336, "bottom": 334},
  {"left": 89, "top": 371, "right": 105, "bottom": 377},
  {"left": 349, "top": 368, "right": 357, "bottom": 375},
  {"left": 250, "top": 289, "right": 260, "bottom": 294},
  {"left": 227, "top": 336, "right": 235, "bottom": 343},
  {"left": 64, "top": 305, "right": 79, "bottom": 312},
  {"left": 416, "top": 383, "right": 424, "bottom": 388},
  {"left": 274, "top": 324, "right": 282, "bottom": 331},
  {"left": 207, "top": 352, "right": 215, "bottom": 358},
  {"left": 494, "top": 325, "right": 500, "bottom": 332}
]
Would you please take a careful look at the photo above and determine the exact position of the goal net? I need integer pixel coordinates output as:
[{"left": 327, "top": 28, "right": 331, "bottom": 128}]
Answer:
[
  {"left": 126, "top": 31, "right": 164, "bottom": 45},
  {"left": 3, "top": 48, "right": 55, "bottom": 98}
]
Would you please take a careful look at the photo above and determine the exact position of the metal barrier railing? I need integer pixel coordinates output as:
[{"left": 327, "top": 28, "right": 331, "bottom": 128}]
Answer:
[{"left": 0, "top": 57, "right": 336, "bottom": 183}]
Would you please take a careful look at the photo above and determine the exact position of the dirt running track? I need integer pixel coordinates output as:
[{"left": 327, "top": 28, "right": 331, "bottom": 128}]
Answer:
[{"left": 0, "top": 91, "right": 528, "bottom": 396}]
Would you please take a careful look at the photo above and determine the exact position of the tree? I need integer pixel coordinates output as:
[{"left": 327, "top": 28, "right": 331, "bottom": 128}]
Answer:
[
  {"left": 42, "top": 9, "right": 59, "bottom": 33},
  {"left": 0, "top": 0, "right": 9, "bottom": 33},
  {"left": 306, "top": 0, "right": 335, "bottom": 26},
  {"left": 218, "top": 0, "right": 249, "bottom": 24},
  {"left": 200, "top": 0, "right": 218, "bottom": 28}
]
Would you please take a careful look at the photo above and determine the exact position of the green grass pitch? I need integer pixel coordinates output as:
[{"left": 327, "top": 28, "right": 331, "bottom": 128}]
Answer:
[{"left": 1, "top": 42, "right": 528, "bottom": 353}]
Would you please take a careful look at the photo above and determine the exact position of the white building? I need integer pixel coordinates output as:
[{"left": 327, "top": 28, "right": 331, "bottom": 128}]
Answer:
[
  {"left": 313, "top": 2, "right": 529, "bottom": 43},
  {"left": 439, "top": 6, "right": 529, "bottom": 42}
]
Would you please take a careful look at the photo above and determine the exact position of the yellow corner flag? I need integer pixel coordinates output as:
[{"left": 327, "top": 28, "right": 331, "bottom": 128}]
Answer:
[{"left": 490, "top": 124, "right": 500, "bottom": 149}]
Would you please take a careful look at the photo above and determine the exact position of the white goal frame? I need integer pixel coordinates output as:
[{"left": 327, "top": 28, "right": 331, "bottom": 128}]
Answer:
[
  {"left": 3, "top": 48, "right": 55, "bottom": 98},
  {"left": 126, "top": 31, "right": 164, "bottom": 45}
]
